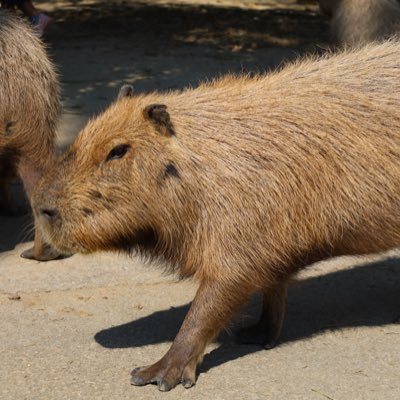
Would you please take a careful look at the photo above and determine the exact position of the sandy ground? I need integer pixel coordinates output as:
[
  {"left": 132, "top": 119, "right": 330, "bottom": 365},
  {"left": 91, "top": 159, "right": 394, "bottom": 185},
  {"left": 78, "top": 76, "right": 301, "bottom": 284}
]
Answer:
[{"left": 1, "top": 1, "right": 400, "bottom": 399}]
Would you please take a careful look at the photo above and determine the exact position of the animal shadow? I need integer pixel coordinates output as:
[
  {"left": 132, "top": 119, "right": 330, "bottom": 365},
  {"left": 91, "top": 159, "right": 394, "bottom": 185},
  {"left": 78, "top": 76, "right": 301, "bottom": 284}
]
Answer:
[
  {"left": 0, "top": 182, "right": 33, "bottom": 253},
  {"left": 95, "top": 256, "right": 400, "bottom": 372}
]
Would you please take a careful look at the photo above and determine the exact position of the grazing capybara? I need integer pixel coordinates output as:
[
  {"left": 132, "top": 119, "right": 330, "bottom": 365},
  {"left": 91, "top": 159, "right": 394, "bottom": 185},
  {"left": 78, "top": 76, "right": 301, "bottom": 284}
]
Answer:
[
  {"left": 0, "top": 11, "right": 60, "bottom": 260},
  {"left": 32, "top": 41, "right": 400, "bottom": 391},
  {"left": 319, "top": 0, "right": 400, "bottom": 45}
]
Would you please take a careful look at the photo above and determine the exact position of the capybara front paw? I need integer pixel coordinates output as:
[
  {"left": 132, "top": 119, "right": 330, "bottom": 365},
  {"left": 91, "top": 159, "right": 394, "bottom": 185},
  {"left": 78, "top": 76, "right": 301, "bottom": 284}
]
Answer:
[{"left": 130, "top": 360, "right": 196, "bottom": 391}]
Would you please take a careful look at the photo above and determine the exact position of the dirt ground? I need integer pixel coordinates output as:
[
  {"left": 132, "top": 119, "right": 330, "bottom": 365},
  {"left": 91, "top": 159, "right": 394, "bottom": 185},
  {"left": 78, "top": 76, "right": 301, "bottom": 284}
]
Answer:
[{"left": 1, "top": 1, "right": 400, "bottom": 399}]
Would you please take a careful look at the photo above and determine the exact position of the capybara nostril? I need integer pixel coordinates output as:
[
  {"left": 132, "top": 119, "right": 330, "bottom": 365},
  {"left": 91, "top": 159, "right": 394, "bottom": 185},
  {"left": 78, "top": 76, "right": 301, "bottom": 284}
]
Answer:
[{"left": 40, "top": 208, "right": 59, "bottom": 220}]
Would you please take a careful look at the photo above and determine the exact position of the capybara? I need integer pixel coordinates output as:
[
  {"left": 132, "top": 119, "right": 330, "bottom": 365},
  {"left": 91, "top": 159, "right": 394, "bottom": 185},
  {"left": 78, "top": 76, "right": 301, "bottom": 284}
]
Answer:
[
  {"left": 32, "top": 41, "right": 400, "bottom": 391},
  {"left": 0, "top": 11, "right": 60, "bottom": 260},
  {"left": 319, "top": 0, "right": 400, "bottom": 45}
]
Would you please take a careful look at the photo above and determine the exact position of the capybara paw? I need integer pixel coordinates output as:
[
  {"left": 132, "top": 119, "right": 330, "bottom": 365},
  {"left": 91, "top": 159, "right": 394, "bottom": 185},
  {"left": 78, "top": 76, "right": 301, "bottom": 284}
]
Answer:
[
  {"left": 130, "top": 362, "right": 196, "bottom": 391},
  {"left": 236, "top": 324, "right": 279, "bottom": 350}
]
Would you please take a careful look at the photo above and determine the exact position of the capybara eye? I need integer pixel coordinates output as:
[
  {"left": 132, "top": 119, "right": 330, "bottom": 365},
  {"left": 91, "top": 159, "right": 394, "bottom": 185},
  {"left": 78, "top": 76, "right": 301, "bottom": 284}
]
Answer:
[{"left": 106, "top": 144, "right": 131, "bottom": 162}]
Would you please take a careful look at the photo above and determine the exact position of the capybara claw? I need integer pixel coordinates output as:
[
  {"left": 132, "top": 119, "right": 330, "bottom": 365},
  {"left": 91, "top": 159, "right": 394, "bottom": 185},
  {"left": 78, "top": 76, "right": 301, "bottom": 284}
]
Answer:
[
  {"left": 130, "top": 362, "right": 192, "bottom": 391},
  {"left": 130, "top": 366, "right": 159, "bottom": 387},
  {"left": 158, "top": 381, "right": 173, "bottom": 392},
  {"left": 130, "top": 371, "right": 146, "bottom": 386},
  {"left": 181, "top": 378, "right": 195, "bottom": 389}
]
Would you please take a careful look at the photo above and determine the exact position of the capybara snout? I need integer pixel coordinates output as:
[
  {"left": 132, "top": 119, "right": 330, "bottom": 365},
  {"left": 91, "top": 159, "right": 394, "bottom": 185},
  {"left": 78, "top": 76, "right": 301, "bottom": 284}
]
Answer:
[{"left": 34, "top": 41, "right": 400, "bottom": 391}]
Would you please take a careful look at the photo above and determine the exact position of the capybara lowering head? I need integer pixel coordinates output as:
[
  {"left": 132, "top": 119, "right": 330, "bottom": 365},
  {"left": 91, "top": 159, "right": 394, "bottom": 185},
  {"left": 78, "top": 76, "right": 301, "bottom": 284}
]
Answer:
[
  {"left": 33, "top": 41, "right": 400, "bottom": 391},
  {"left": 0, "top": 11, "right": 61, "bottom": 259},
  {"left": 320, "top": 0, "right": 400, "bottom": 45}
]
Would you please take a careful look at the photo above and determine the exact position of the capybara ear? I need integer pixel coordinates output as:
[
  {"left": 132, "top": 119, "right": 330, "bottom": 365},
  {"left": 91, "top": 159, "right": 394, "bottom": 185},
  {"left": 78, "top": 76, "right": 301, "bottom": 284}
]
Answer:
[
  {"left": 5, "top": 121, "right": 14, "bottom": 136},
  {"left": 1, "top": 121, "right": 14, "bottom": 136},
  {"left": 143, "top": 104, "right": 175, "bottom": 137},
  {"left": 118, "top": 84, "right": 134, "bottom": 99}
]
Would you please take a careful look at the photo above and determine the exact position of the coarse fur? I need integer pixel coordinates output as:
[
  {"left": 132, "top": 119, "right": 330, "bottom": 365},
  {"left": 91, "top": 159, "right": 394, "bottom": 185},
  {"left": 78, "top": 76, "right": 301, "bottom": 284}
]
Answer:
[
  {"left": 33, "top": 41, "right": 400, "bottom": 391},
  {"left": 0, "top": 11, "right": 61, "bottom": 258},
  {"left": 319, "top": 0, "right": 400, "bottom": 45}
]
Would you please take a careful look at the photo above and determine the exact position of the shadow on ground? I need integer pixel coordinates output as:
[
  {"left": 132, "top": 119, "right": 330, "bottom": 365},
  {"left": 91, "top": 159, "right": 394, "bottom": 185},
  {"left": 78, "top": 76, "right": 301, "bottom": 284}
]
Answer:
[
  {"left": 43, "top": 0, "right": 329, "bottom": 117},
  {"left": 45, "top": 0, "right": 327, "bottom": 51},
  {"left": 0, "top": 183, "right": 33, "bottom": 253},
  {"left": 95, "top": 256, "right": 400, "bottom": 371}
]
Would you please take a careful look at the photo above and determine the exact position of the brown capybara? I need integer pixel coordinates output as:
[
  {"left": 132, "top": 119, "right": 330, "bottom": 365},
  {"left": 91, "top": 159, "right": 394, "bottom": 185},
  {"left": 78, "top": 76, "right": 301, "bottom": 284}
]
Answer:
[
  {"left": 0, "top": 11, "right": 60, "bottom": 260},
  {"left": 319, "top": 0, "right": 400, "bottom": 45},
  {"left": 32, "top": 41, "right": 400, "bottom": 391}
]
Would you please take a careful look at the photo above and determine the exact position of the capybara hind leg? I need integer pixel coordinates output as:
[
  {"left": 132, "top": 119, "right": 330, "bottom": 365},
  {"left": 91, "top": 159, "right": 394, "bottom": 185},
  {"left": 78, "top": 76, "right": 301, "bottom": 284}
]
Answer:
[
  {"left": 20, "top": 226, "right": 62, "bottom": 261},
  {"left": 131, "top": 280, "right": 251, "bottom": 391},
  {"left": 237, "top": 282, "right": 287, "bottom": 349}
]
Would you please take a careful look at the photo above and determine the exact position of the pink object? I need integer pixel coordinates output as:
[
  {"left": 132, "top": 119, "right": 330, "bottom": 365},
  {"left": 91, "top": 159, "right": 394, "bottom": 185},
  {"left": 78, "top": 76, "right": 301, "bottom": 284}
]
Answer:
[{"left": 33, "top": 13, "right": 53, "bottom": 38}]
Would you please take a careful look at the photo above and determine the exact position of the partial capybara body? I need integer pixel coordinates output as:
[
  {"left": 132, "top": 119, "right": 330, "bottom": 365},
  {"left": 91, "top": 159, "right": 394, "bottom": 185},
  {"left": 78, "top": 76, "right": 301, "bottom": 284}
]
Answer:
[
  {"left": 0, "top": 11, "right": 61, "bottom": 259},
  {"left": 33, "top": 41, "right": 400, "bottom": 390},
  {"left": 319, "top": 0, "right": 400, "bottom": 45}
]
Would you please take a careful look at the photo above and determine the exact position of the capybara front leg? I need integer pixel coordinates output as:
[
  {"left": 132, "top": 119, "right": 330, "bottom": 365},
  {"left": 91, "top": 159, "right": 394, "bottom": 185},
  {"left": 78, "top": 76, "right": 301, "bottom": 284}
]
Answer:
[
  {"left": 237, "top": 282, "right": 287, "bottom": 349},
  {"left": 131, "top": 280, "right": 251, "bottom": 391}
]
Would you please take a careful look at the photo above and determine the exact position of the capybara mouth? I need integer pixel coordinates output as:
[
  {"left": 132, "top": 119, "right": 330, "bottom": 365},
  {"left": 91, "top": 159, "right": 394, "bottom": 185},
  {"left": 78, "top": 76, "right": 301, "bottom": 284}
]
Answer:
[
  {"left": 38, "top": 223, "right": 85, "bottom": 255},
  {"left": 33, "top": 205, "right": 90, "bottom": 255}
]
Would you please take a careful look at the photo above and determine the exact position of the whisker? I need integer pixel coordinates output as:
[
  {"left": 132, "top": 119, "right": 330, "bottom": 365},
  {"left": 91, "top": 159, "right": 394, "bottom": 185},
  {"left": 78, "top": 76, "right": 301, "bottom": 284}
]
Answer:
[{"left": 17, "top": 219, "right": 35, "bottom": 244}]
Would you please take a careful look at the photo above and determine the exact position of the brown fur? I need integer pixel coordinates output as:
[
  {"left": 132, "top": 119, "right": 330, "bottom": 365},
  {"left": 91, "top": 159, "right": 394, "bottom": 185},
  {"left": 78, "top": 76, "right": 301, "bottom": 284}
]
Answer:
[
  {"left": 33, "top": 41, "right": 400, "bottom": 390},
  {"left": 0, "top": 11, "right": 61, "bottom": 259},
  {"left": 319, "top": 0, "right": 400, "bottom": 45}
]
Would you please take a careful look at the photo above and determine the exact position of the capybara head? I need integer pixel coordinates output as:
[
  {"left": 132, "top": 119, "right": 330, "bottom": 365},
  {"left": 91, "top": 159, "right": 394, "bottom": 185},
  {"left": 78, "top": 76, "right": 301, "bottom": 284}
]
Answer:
[{"left": 32, "top": 86, "right": 188, "bottom": 256}]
